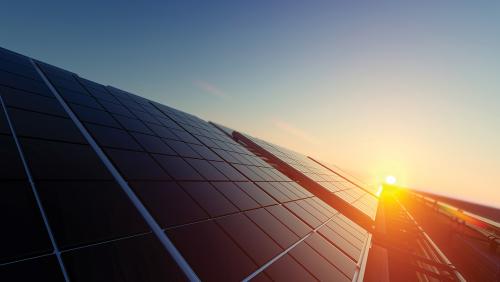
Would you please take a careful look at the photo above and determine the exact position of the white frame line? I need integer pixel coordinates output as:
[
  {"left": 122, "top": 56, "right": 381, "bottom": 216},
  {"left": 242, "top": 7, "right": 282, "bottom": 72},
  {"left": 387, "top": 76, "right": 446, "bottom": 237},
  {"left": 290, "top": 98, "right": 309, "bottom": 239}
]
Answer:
[
  {"left": 0, "top": 95, "right": 71, "bottom": 282},
  {"left": 242, "top": 212, "right": 350, "bottom": 282},
  {"left": 352, "top": 233, "right": 372, "bottom": 282}
]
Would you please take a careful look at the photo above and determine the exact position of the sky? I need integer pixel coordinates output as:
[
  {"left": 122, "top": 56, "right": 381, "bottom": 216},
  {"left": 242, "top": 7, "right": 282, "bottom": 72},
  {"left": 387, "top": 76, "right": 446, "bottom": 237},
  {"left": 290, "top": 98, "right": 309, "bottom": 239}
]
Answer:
[{"left": 1, "top": 1, "right": 499, "bottom": 208}]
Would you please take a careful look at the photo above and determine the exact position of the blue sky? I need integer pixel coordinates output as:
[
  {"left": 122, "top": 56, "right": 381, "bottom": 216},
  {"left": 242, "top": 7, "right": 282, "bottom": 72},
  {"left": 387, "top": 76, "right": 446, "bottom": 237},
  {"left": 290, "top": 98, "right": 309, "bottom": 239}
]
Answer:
[{"left": 2, "top": 1, "right": 500, "bottom": 207}]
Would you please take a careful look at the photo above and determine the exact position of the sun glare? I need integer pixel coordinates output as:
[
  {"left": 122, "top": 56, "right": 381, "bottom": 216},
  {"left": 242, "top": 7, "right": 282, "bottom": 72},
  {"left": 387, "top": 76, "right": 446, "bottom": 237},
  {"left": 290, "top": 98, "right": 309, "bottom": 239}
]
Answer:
[{"left": 385, "top": 175, "right": 397, "bottom": 185}]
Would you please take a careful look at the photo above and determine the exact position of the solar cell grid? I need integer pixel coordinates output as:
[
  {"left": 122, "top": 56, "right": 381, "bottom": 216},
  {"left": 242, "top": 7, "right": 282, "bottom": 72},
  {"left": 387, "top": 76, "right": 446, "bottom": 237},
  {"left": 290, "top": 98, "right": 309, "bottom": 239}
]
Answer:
[
  {"left": 167, "top": 220, "right": 258, "bottom": 281},
  {"left": 0, "top": 68, "right": 49, "bottom": 95},
  {"left": 100, "top": 84, "right": 373, "bottom": 281},
  {"left": 236, "top": 182, "right": 278, "bottom": 207},
  {"left": 0, "top": 87, "right": 68, "bottom": 117},
  {"left": 259, "top": 253, "right": 315, "bottom": 281},
  {"left": 249, "top": 206, "right": 370, "bottom": 281},
  {"left": 0, "top": 58, "right": 191, "bottom": 280},
  {"left": 0, "top": 57, "right": 38, "bottom": 79},
  {"left": 236, "top": 133, "right": 379, "bottom": 220},
  {"left": 305, "top": 232, "right": 357, "bottom": 278},
  {"left": 289, "top": 239, "right": 351, "bottom": 282},
  {"left": 36, "top": 181, "right": 150, "bottom": 249},
  {"left": 62, "top": 233, "right": 186, "bottom": 282},
  {"left": 218, "top": 212, "right": 283, "bottom": 265},
  {"left": 103, "top": 87, "right": 330, "bottom": 192},
  {"left": 245, "top": 208, "right": 300, "bottom": 248},
  {"left": 9, "top": 108, "right": 86, "bottom": 144},
  {"left": 2, "top": 62, "right": 152, "bottom": 254},
  {"left": 71, "top": 104, "right": 121, "bottom": 128}
]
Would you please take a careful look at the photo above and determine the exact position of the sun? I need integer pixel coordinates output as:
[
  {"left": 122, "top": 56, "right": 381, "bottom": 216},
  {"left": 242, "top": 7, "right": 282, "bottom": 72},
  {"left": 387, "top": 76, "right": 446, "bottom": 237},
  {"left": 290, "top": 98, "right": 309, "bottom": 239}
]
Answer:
[{"left": 385, "top": 175, "right": 397, "bottom": 185}]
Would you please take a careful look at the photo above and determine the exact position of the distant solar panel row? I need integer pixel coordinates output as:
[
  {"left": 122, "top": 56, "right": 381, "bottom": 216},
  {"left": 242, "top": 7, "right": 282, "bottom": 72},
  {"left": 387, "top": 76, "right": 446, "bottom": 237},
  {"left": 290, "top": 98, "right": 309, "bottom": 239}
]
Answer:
[
  {"left": 0, "top": 47, "right": 372, "bottom": 281},
  {"left": 231, "top": 133, "right": 378, "bottom": 222}
]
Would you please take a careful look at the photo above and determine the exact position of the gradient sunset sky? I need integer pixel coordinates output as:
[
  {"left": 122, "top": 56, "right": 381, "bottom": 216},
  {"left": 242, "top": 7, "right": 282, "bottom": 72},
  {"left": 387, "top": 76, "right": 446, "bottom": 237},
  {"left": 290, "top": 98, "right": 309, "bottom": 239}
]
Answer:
[{"left": 2, "top": 1, "right": 499, "bottom": 207}]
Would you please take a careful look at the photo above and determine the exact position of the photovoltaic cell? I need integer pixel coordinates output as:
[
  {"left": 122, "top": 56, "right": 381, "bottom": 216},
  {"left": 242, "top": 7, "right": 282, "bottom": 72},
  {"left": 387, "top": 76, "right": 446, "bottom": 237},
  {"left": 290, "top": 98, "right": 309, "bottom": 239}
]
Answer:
[
  {"left": 167, "top": 220, "right": 257, "bottom": 281},
  {"left": 20, "top": 138, "right": 112, "bottom": 180},
  {"left": 1, "top": 86, "right": 67, "bottom": 117},
  {"left": 289, "top": 240, "right": 350, "bottom": 282},
  {"left": 0, "top": 181, "right": 52, "bottom": 263},
  {"left": 218, "top": 212, "right": 283, "bottom": 264},
  {"left": 85, "top": 123, "right": 143, "bottom": 150},
  {"left": 130, "top": 181, "right": 209, "bottom": 227},
  {"left": 106, "top": 149, "right": 172, "bottom": 180},
  {"left": 0, "top": 134, "right": 26, "bottom": 180},
  {"left": 36, "top": 181, "right": 149, "bottom": 249},
  {"left": 62, "top": 234, "right": 186, "bottom": 282},
  {"left": 9, "top": 108, "right": 85, "bottom": 143},
  {"left": 260, "top": 254, "right": 315, "bottom": 281},
  {"left": 245, "top": 208, "right": 300, "bottom": 249}
]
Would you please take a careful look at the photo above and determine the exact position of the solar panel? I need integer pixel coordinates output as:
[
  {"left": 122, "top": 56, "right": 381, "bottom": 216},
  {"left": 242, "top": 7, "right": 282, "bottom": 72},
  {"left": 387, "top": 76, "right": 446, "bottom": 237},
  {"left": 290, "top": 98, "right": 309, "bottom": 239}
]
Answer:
[
  {"left": 0, "top": 46, "right": 373, "bottom": 281},
  {"left": 0, "top": 49, "right": 185, "bottom": 280},
  {"left": 228, "top": 131, "right": 379, "bottom": 226}
]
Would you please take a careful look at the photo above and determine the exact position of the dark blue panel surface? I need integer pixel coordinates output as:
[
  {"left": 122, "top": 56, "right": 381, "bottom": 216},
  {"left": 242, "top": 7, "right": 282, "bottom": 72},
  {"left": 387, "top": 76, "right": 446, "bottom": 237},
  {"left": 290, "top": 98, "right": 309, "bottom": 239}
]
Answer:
[
  {"left": 0, "top": 181, "right": 52, "bottom": 263},
  {"left": 62, "top": 234, "right": 186, "bottom": 282},
  {"left": 0, "top": 255, "right": 65, "bottom": 282}
]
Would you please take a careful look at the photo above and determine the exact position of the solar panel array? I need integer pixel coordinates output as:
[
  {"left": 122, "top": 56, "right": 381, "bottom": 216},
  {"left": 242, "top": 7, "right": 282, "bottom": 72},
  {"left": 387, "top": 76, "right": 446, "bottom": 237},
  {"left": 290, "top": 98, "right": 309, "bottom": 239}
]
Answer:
[
  {"left": 0, "top": 47, "right": 372, "bottom": 282},
  {"left": 233, "top": 134, "right": 378, "bottom": 221}
]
